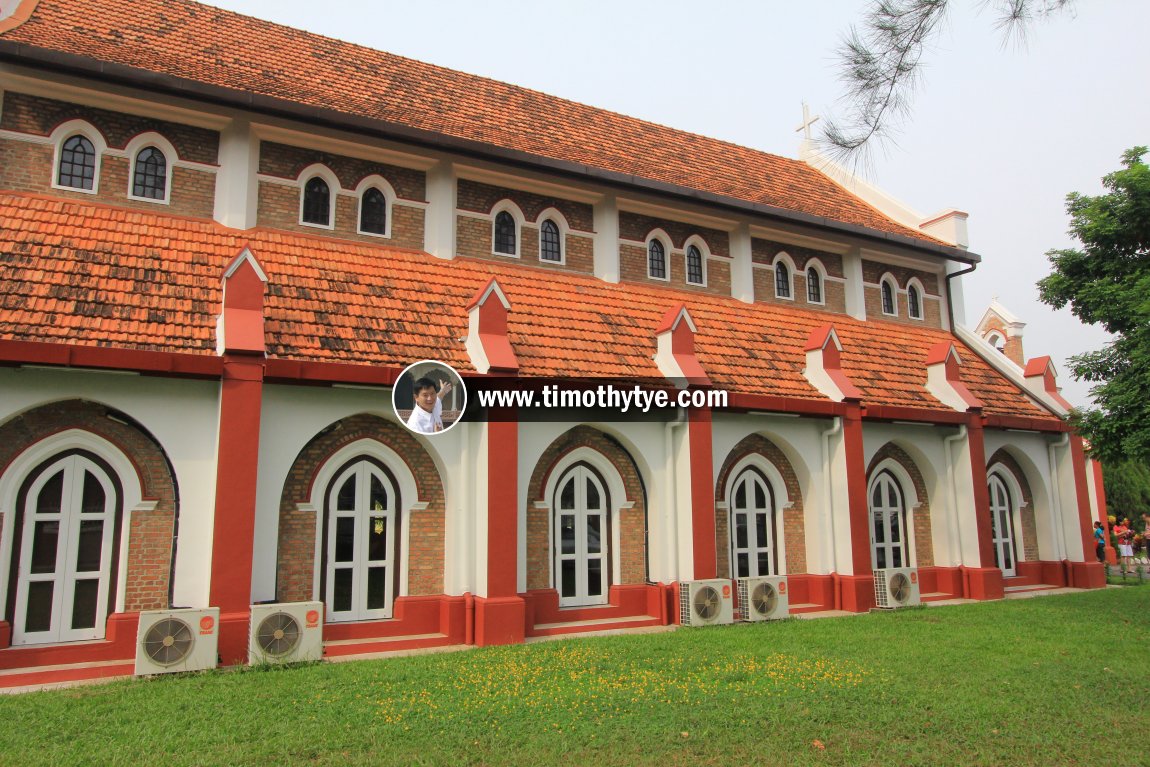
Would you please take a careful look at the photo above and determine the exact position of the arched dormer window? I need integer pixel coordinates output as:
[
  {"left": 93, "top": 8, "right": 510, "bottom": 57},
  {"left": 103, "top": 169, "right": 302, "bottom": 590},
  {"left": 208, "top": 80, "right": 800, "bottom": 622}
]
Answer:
[
  {"left": 57, "top": 135, "right": 96, "bottom": 191},
  {"left": 648, "top": 239, "right": 667, "bottom": 280},
  {"left": 686, "top": 244, "right": 704, "bottom": 286},
  {"left": 494, "top": 210, "right": 518, "bottom": 256},
  {"left": 302, "top": 176, "right": 332, "bottom": 227},
  {"left": 774, "top": 260, "right": 792, "bottom": 299},
  {"left": 131, "top": 147, "right": 167, "bottom": 201},
  {"left": 540, "top": 219, "right": 562, "bottom": 262},
  {"left": 359, "top": 187, "right": 388, "bottom": 235},
  {"left": 881, "top": 278, "right": 897, "bottom": 316},
  {"left": 907, "top": 282, "right": 923, "bottom": 320},
  {"left": 806, "top": 266, "right": 823, "bottom": 304}
]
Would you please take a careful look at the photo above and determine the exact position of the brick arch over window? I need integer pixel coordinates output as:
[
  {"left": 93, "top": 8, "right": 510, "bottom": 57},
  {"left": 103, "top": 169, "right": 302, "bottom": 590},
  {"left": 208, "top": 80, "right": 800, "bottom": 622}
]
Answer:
[
  {"left": 986, "top": 448, "right": 1038, "bottom": 561},
  {"left": 866, "top": 443, "right": 934, "bottom": 567},
  {"left": 715, "top": 434, "right": 806, "bottom": 576},
  {"left": 525, "top": 426, "right": 647, "bottom": 591},
  {"left": 276, "top": 414, "right": 445, "bottom": 602},
  {"left": 0, "top": 399, "right": 177, "bottom": 612}
]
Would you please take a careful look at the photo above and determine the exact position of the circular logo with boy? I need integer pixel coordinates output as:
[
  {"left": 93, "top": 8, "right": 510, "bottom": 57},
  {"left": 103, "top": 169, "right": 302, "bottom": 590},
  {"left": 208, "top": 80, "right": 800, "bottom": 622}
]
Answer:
[{"left": 393, "top": 360, "right": 467, "bottom": 436}]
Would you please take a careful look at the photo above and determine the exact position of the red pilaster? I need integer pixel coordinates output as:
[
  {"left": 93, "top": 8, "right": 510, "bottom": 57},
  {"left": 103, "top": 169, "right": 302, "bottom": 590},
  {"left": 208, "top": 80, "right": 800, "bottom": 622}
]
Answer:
[
  {"left": 839, "top": 401, "right": 875, "bottom": 612},
  {"left": 208, "top": 249, "right": 268, "bottom": 664},
  {"left": 474, "top": 414, "right": 524, "bottom": 645},
  {"left": 962, "top": 413, "right": 1004, "bottom": 600},
  {"left": 689, "top": 405, "right": 716, "bottom": 579},
  {"left": 1069, "top": 436, "right": 1106, "bottom": 588}
]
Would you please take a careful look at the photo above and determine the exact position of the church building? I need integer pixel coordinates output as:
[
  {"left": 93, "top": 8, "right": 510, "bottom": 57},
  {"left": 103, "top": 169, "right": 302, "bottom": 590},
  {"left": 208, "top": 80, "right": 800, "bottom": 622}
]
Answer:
[{"left": 0, "top": 0, "right": 1106, "bottom": 687}]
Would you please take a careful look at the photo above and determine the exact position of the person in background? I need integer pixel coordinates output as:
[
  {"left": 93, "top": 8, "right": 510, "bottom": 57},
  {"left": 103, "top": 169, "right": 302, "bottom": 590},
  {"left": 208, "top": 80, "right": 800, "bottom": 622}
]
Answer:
[
  {"left": 1094, "top": 520, "right": 1106, "bottom": 564},
  {"left": 1114, "top": 518, "right": 1134, "bottom": 574}
]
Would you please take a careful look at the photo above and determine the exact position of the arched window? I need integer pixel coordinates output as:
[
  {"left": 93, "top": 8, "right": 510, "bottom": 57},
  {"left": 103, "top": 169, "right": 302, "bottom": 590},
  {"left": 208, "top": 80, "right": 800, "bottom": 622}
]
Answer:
[
  {"left": 869, "top": 471, "right": 908, "bottom": 570},
  {"left": 57, "top": 135, "right": 96, "bottom": 190},
  {"left": 131, "top": 147, "right": 167, "bottom": 200},
  {"left": 10, "top": 451, "right": 120, "bottom": 644},
  {"left": 775, "top": 261, "right": 791, "bottom": 298},
  {"left": 648, "top": 239, "right": 666, "bottom": 279},
  {"left": 359, "top": 187, "right": 388, "bottom": 235},
  {"left": 985, "top": 331, "right": 1006, "bottom": 352},
  {"left": 881, "top": 279, "right": 896, "bottom": 315},
  {"left": 987, "top": 474, "right": 1018, "bottom": 576},
  {"left": 494, "top": 211, "right": 517, "bottom": 255},
  {"left": 554, "top": 464, "right": 609, "bottom": 607},
  {"left": 686, "top": 244, "right": 704, "bottom": 285},
  {"left": 302, "top": 176, "right": 331, "bottom": 226},
  {"left": 728, "top": 468, "right": 776, "bottom": 578},
  {"left": 540, "top": 218, "right": 562, "bottom": 262},
  {"left": 323, "top": 457, "right": 399, "bottom": 622},
  {"left": 806, "top": 266, "right": 823, "bottom": 303},
  {"left": 908, "top": 284, "right": 923, "bottom": 320}
]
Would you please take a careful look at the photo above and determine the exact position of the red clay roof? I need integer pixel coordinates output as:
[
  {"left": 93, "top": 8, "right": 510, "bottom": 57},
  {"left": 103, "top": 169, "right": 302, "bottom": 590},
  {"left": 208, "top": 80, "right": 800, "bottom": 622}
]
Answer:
[
  {"left": 1, "top": 0, "right": 948, "bottom": 249},
  {"left": 0, "top": 193, "right": 1052, "bottom": 420}
]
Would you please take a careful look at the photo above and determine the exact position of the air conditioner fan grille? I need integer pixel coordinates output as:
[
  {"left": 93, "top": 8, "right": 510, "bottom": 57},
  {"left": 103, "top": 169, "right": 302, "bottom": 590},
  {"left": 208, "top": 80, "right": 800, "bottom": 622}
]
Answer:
[
  {"left": 256, "top": 612, "right": 302, "bottom": 657},
  {"left": 142, "top": 617, "right": 194, "bottom": 666}
]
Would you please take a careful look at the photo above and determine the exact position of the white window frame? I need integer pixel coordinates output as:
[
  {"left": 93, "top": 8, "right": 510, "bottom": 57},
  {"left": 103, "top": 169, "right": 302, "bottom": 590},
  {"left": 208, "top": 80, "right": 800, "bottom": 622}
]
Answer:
[
  {"left": 867, "top": 458, "right": 920, "bottom": 570},
  {"left": 536, "top": 207, "right": 569, "bottom": 265},
  {"left": 683, "top": 234, "right": 709, "bottom": 287},
  {"left": 645, "top": 229, "right": 672, "bottom": 282},
  {"left": 988, "top": 463, "right": 1029, "bottom": 567},
  {"left": 804, "top": 258, "right": 827, "bottom": 306},
  {"left": 298, "top": 163, "right": 340, "bottom": 230},
  {"left": 772, "top": 252, "right": 796, "bottom": 300},
  {"left": 0, "top": 429, "right": 144, "bottom": 644},
  {"left": 721, "top": 453, "right": 791, "bottom": 578},
  {"left": 50, "top": 120, "right": 107, "bottom": 195},
  {"left": 125, "top": 132, "right": 177, "bottom": 205},
  {"left": 879, "top": 273, "right": 899, "bottom": 317},
  {"left": 305, "top": 438, "right": 422, "bottom": 615},
  {"left": 906, "top": 277, "right": 926, "bottom": 321},
  {"left": 491, "top": 200, "right": 525, "bottom": 258},
  {"left": 354, "top": 175, "right": 396, "bottom": 239}
]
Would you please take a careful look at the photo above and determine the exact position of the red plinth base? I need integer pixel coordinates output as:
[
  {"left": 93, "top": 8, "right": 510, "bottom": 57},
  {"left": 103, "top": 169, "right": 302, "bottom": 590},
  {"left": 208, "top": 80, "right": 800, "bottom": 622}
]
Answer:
[
  {"left": 836, "top": 574, "right": 876, "bottom": 613},
  {"left": 1068, "top": 560, "right": 1106, "bottom": 589},
  {"left": 0, "top": 621, "right": 10, "bottom": 650},
  {"left": 473, "top": 596, "right": 525, "bottom": 647},
  {"left": 216, "top": 610, "right": 252, "bottom": 667},
  {"left": 962, "top": 567, "right": 1005, "bottom": 601}
]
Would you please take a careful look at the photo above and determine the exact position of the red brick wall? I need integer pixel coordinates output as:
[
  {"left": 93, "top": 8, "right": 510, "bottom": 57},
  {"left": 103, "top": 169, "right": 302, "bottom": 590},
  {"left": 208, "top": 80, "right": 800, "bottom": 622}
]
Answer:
[
  {"left": 455, "top": 180, "right": 594, "bottom": 274},
  {"left": 751, "top": 240, "right": 847, "bottom": 314},
  {"left": 276, "top": 414, "right": 445, "bottom": 602},
  {"left": 714, "top": 434, "right": 807, "bottom": 576},
  {"left": 256, "top": 141, "right": 426, "bottom": 250},
  {"left": 866, "top": 443, "right": 935, "bottom": 567},
  {"left": 861, "top": 259, "right": 943, "bottom": 328},
  {"left": 987, "top": 448, "right": 1039, "bottom": 561},
  {"left": 0, "top": 399, "right": 176, "bottom": 612},
  {"left": 524, "top": 426, "right": 647, "bottom": 591},
  {"left": 2, "top": 92, "right": 219, "bottom": 164}
]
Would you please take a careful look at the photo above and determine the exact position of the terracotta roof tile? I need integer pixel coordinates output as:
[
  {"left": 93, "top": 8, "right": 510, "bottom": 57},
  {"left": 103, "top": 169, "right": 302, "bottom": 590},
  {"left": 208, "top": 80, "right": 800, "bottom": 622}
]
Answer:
[
  {"left": 3, "top": 0, "right": 946, "bottom": 248},
  {"left": 0, "top": 193, "right": 1049, "bottom": 420}
]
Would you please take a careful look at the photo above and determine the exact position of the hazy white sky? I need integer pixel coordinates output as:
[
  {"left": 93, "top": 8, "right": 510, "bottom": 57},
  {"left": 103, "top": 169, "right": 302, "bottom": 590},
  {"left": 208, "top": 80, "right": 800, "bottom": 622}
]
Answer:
[{"left": 204, "top": 0, "right": 1145, "bottom": 405}]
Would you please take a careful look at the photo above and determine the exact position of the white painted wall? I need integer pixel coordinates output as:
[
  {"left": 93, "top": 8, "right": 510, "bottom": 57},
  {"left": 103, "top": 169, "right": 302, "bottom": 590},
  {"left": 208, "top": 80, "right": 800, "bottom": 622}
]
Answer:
[
  {"left": 0, "top": 367, "right": 220, "bottom": 609},
  {"left": 982, "top": 429, "right": 1059, "bottom": 561}
]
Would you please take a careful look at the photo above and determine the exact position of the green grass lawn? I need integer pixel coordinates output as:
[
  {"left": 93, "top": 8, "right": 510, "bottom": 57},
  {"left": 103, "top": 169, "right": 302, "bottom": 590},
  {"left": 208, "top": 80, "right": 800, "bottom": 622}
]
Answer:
[{"left": 2, "top": 588, "right": 1147, "bottom": 767}]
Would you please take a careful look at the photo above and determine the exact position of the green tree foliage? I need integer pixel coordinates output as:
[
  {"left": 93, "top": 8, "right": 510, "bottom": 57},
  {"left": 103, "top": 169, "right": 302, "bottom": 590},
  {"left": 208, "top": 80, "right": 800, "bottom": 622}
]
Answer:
[
  {"left": 1101, "top": 459, "right": 1150, "bottom": 527},
  {"left": 1038, "top": 147, "right": 1150, "bottom": 460}
]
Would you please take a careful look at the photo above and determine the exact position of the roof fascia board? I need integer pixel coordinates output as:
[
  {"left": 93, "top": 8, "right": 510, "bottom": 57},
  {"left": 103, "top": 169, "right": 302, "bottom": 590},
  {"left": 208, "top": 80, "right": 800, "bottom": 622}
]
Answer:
[
  {"left": 0, "top": 42, "right": 981, "bottom": 265},
  {"left": 455, "top": 163, "right": 603, "bottom": 205},
  {"left": 251, "top": 122, "right": 438, "bottom": 172},
  {"left": 0, "top": 63, "right": 232, "bottom": 130},
  {"left": 858, "top": 247, "right": 948, "bottom": 274},
  {"left": 747, "top": 224, "right": 852, "bottom": 255}
]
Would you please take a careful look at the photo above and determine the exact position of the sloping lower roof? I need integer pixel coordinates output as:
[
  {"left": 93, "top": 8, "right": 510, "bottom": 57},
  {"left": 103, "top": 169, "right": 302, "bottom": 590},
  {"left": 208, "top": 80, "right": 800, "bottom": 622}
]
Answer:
[
  {"left": 0, "top": 193, "right": 1051, "bottom": 420},
  {"left": 0, "top": 0, "right": 951, "bottom": 251}
]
